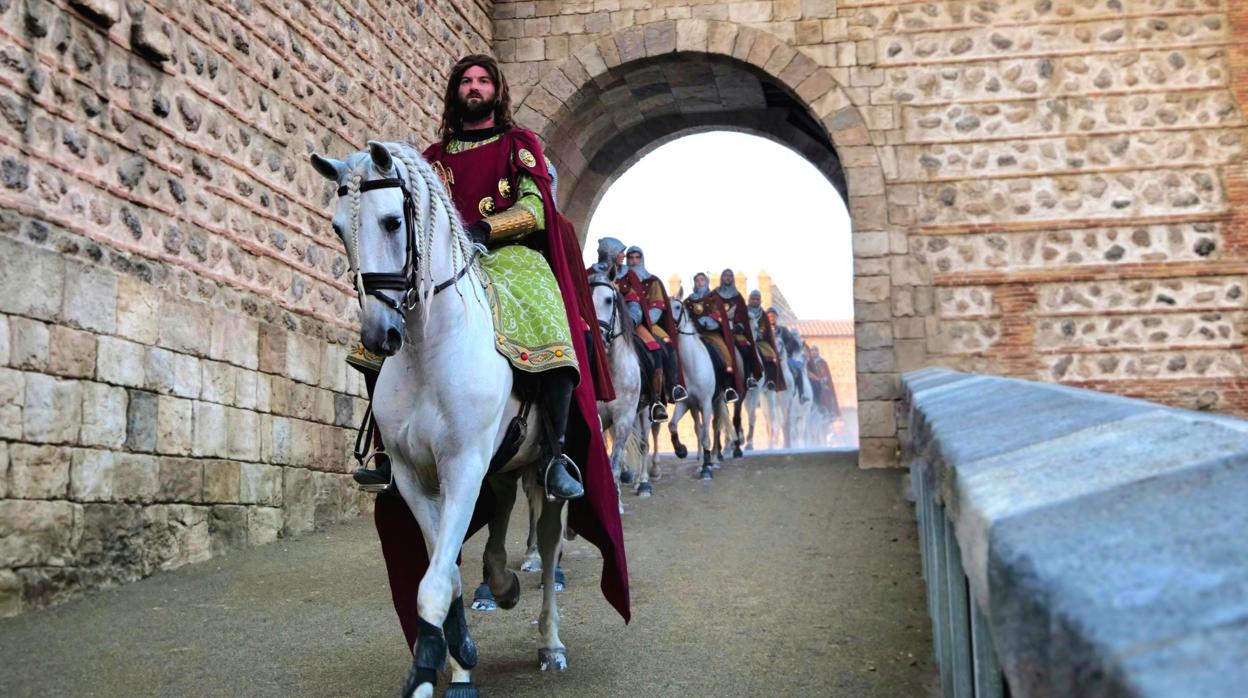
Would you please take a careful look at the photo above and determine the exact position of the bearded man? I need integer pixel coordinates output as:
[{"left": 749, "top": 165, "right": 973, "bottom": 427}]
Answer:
[{"left": 351, "top": 55, "right": 629, "bottom": 646}]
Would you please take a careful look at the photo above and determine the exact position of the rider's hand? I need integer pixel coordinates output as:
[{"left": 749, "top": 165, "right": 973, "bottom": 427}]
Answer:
[{"left": 467, "top": 220, "right": 491, "bottom": 246}]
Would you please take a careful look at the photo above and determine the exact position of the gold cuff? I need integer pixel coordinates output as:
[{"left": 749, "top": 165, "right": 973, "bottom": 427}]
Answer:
[{"left": 485, "top": 206, "right": 538, "bottom": 242}]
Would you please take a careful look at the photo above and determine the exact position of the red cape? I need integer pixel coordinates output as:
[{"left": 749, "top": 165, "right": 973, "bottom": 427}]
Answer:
[{"left": 376, "top": 130, "right": 629, "bottom": 651}]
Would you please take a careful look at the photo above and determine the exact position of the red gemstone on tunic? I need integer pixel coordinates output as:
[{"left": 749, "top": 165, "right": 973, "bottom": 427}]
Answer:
[{"left": 520, "top": 352, "right": 529, "bottom": 361}]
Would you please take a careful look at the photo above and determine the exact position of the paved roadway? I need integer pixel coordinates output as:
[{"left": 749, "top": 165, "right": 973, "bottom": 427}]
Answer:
[{"left": 0, "top": 450, "right": 936, "bottom": 697}]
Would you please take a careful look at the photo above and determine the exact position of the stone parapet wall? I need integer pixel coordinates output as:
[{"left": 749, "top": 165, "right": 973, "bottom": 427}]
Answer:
[
  {"left": 0, "top": 0, "right": 492, "bottom": 615},
  {"left": 903, "top": 369, "right": 1248, "bottom": 696},
  {"left": 494, "top": 0, "right": 1248, "bottom": 467}
]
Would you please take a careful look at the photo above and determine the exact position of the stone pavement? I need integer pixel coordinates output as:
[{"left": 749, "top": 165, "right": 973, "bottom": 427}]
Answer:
[{"left": 0, "top": 450, "right": 936, "bottom": 697}]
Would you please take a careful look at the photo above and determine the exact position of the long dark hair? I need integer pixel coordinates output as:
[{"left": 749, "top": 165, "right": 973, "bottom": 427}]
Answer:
[{"left": 439, "top": 54, "right": 515, "bottom": 142}]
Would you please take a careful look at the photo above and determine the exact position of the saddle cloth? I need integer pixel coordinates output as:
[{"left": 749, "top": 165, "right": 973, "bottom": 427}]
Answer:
[{"left": 482, "top": 244, "right": 579, "bottom": 375}]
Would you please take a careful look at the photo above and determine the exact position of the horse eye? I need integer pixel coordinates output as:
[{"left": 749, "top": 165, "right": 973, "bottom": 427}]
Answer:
[
  {"left": 331, "top": 222, "right": 344, "bottom": 238},
  {"left": 382, "top": 216, "right": 401, "bottom": 233}
]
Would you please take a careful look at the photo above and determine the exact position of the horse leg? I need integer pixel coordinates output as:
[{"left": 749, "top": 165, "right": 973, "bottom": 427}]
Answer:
[
  {"left": 614, "top": 407, "right": 633, "bottom": 489},
  {"left": 731, "top": 400, "right": 745, "bottom": 459},
  {"left": 711, "top": 403, "right": 724, "bottom": 464},
  {"left": 697, "top": 396, "right": 714, "bottom": 474},
  {"left": 520, "top": 477, "right": 542, "bottom": 573},
  {"left": 532, "top": 488, "right": 569, "bottom": 672},
  {"left": 648, "top": 420, "right": 662, "bottom": 480},
  {"left": 634, "top": 413, "right": 652, "bottom": 497},
  {"left": 401, "top": 456, "right": 491, "bottom": 698},
  {"left": 668, "top": 399, "right": 689, "bottom": 459},
  {"left": 744, "top": 391, "right": 756, "bottom": 451},
  {"left": 473, "top": 474, "right": 520, "bottom": 612}
]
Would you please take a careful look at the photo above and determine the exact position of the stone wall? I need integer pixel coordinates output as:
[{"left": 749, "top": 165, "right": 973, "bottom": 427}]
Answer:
[
  {"left": 493, "top": 0, "right": 1248, "bottom": 468},
  {"left": 0, "top": 0, "right": 492, "bottom": 615}
]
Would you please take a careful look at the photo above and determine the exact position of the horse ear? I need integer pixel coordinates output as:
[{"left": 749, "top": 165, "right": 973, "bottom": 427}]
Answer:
[
  {"left": 310, "top": 154, "right": 345, "bottom": 182},
  {"left": 367, "top": 141, "right": 394, "bottom": 174}
]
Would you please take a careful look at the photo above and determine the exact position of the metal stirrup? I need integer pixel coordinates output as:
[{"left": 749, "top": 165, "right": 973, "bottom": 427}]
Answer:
[{"left": 544, "top": 456, "right": 583, "bottom": 502}]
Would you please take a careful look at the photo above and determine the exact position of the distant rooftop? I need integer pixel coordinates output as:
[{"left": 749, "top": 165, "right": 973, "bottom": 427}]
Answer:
[{"left": 792, "top": 320, "right": 855, "bottom": 337}]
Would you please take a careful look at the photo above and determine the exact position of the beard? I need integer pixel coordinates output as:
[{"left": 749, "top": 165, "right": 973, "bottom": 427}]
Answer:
[{"left": 458, "top": 92, "right": 496, "bottom": 123}]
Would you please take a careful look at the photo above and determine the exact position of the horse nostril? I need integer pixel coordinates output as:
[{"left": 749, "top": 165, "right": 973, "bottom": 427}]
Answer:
[{"left": 385, "top": 327, "right": 402, "bottom": 352}]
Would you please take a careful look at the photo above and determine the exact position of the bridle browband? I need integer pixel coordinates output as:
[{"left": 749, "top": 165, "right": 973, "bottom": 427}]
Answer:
[
  {"left": 589, "top": 280, "right": 623, "bottom": 345},
  {"left": 337, "top": 172, "right": 478, "bottom": 313}
]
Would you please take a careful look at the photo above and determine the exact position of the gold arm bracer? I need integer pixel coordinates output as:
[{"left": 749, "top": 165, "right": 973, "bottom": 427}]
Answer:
[{"left": 484, "top": 206, "right": 538, "bottom": 242}]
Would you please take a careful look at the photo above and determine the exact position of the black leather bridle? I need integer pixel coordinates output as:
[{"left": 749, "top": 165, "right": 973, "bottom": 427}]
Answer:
[
  {"left": 589, "top": 280, "right": 623, "bottom": 346},
  {"left": 337, "top": 174, "right": 477, "bottom": 312},
  {"left": 672, "top": 299, "right": 697, "bottom": 337}
]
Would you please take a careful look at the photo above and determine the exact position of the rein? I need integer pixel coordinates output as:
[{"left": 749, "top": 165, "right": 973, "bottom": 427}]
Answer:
[{"left": 337, "top": 175, "right": 478, "bottom": 312}]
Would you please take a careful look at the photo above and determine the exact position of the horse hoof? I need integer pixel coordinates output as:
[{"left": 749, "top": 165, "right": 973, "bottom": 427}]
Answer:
[
  {"left": 673, "top": 444, "right": 688, "bottom": 459},
  {"left": 619, "top": 468, "right": 634, "bottom": 484},
  {"left": 471, "top": 583, "right": 497, "bottom": 612},
  {"left": 699, "top": 465, "right": 714, "bottom": 481},
  {"left": 649, "top": 466, "right": 662, "bottom": 480},
  {"left": 520, "top": 556, "right": 542, "bottom": 573},
  {"left": 637, "top": 482, "right": 653, "bottom": 497},
  {"left": 496, "top": 570, "right": 521, "bottom": 610},
  {"left": 538, "top": 648, "right": 569, "bottom": 672},
  {"left": 445, "top": 682, "right": 480, "bottom": 698},
  {"left": 732, "top": 446, "right": 744, "bottom": 459}
]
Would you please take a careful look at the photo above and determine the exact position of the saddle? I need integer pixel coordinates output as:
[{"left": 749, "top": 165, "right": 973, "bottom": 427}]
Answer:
[{"left": 699, "top": 335, "right": 732, "bottom": 397}]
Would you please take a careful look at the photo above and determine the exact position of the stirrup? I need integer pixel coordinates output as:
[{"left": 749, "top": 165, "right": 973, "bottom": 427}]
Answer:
[
  {"left": 724, "top": 388, "right": 739, "bottom": 403},
  {"left": 672, "top": 385, "right": 688, "bottom": 402},
  {"left": 544, "top": 455, "right": 584, "bottom": 502},
  {"left": 650, "top": 402, "right": 669, "bottom": 422},
  {"left": 353, "top": 451, "right": 393, "bottom": 494}
]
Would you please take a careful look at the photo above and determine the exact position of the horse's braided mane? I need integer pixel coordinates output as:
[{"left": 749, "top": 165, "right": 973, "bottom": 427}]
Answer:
[{"left": 341, "top": 142, "right": 486, "bottom": 331}]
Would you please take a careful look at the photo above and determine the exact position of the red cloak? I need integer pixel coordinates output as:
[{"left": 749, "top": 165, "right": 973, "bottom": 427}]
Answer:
[{"left": 373, "top": 129, "right": 629, "bottom": 652}]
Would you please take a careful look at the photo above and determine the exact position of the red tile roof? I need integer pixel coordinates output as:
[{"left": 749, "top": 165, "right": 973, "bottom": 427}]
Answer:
[{"left": 792, "top": 320, "right": 855, "bottom": 337}]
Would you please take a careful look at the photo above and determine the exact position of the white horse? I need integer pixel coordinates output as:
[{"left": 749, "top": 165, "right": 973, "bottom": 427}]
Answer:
[
  {"left": 745, "top": 341, "right": 797, "bottom": 451},
  {"left": 589, "top": 277, "right": 650, "bottom": 497},
  {"left": 312, "top": 142, "right": 573, "bottom": 698},
  {"left": 666, "top": 299, "right": 725, "bottom": 480}
]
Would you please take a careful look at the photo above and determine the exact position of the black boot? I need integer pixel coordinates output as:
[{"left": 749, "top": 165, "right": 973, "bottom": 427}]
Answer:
[
  {"left": 541, "top": 372, "right": 585, "bottom": 501},
  {"left": 352, "top": 452, "right": 392, "bottom": 488}
]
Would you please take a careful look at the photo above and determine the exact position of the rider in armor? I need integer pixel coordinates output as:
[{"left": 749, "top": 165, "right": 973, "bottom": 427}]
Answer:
[
  {"left": 748, "top": 291, "right": 787, "bottom": 392},
  {"left": 685, "top": 272, "right": 742, "bottom": 402},
  {"left": 626, "top": 246, "right": 688, "bottom": 405},
  {"left": 716, "top": 269, "right": 764, "bottom": 391}
]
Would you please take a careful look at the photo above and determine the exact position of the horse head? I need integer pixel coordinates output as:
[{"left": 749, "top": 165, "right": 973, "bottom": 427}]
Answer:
[
  {"left": 311, "top": 142, "right": 415, "bottom": 356},
  {"left": 670, "top": 297, "right": 692, "bottom": 334},
  {"left": 588, "top": 274, "right": 625, "bottom": 347}
]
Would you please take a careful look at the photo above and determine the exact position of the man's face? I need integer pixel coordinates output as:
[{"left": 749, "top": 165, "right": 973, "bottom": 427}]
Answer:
[
  {"left": 721, "top": 270, "right": 733, "bottom": 287},
  {"left": 767, "top": 310, "right": 777, "bottom": 325},
  {"left": 627, "top": 251, "right": 642, "bottom": 267},
  {"left": 614, "top": 251, "right": 626, "bottom": 266},
  {"left": 749, "top": 293, "right": 761, "bottom": 308},
  {"left": 457, "top": 65, "right": 497, "bottom": 121},
  {"left": 694, "top": 274, "right": 708, "bottom": 290}
]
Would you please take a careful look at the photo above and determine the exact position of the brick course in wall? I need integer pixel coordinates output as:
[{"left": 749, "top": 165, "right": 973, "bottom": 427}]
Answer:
[
  {"left": 0, "top": 0, "right": 492, "bottom": 616},
  {"left": 495, "top": 0, "right": 1248, "bottom": 467}
]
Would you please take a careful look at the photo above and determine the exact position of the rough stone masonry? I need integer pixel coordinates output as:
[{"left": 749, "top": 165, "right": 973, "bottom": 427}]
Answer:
[
  {"left": 0, "top": 0, "right": 493, "bottom": 616},
  {"left": 1, "top": 0, "right": 1247, "bottom": 616}
]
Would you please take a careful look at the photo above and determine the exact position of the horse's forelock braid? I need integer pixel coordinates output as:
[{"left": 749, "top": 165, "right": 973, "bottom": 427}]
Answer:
[{"left": 346, "top": 168, "right": 365, "bottom": 302}]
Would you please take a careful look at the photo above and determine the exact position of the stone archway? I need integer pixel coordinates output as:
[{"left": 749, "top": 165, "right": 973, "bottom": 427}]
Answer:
[{"left": 511, "top": 20, "right": 903, "bottom": 467}]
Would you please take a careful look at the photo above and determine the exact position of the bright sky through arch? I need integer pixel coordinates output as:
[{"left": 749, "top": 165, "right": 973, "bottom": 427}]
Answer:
[{"left": 584, "top": 131, "right": 853, "bottom": 320}]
